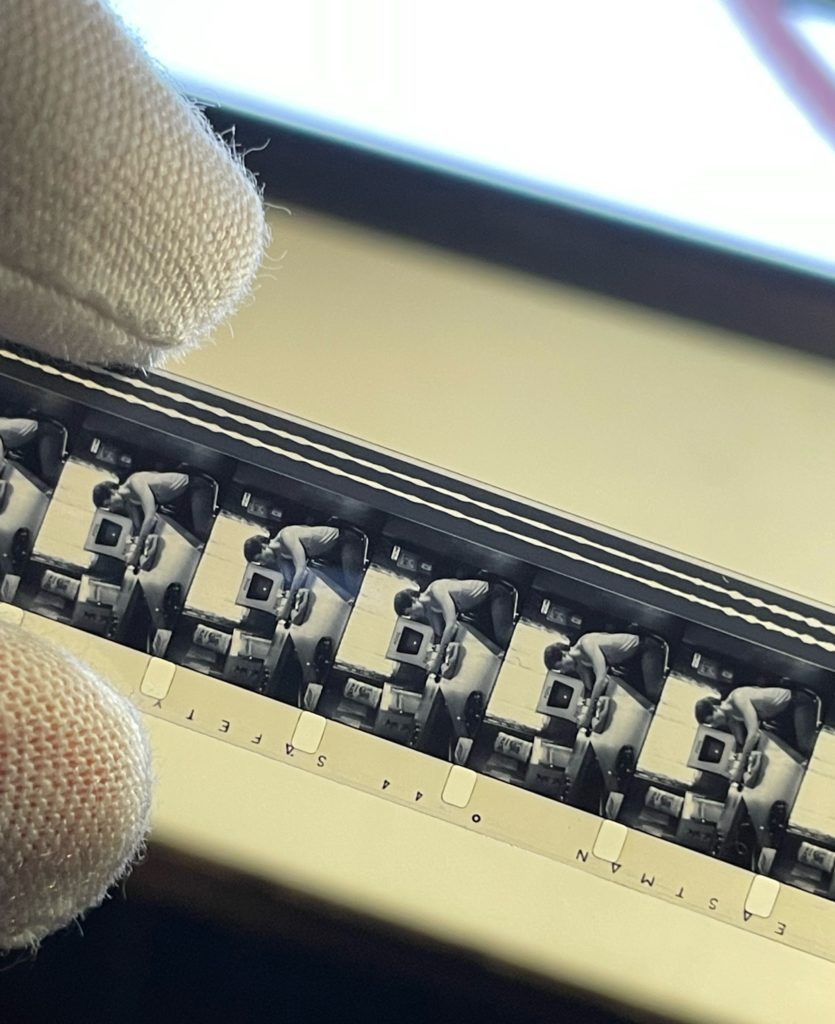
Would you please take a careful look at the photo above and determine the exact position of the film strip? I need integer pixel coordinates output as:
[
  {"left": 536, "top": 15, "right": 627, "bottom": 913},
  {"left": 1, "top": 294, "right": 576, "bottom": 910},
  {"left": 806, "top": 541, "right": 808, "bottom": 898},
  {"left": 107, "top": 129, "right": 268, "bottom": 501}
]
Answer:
[{"left": 3, "top": 340, "right": 835, "bottom": 963}]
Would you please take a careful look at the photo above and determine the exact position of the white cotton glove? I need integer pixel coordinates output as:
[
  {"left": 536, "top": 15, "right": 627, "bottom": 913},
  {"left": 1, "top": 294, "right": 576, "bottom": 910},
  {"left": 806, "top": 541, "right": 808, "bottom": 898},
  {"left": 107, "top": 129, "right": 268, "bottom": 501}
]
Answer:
[
  {"left": 0, "top": 624, "right": 152, "bottom": 949},
  {"left": 0, "top": 0, "right": 267, "bottom": 368},
  {"left": 0, "top": 0, "right": 267, "bottom": 948}
]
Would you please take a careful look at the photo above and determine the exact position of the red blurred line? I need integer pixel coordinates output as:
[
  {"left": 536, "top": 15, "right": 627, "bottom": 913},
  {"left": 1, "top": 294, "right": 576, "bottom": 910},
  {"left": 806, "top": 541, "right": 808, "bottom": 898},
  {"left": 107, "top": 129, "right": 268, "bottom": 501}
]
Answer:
[{"left": 726, "top": 0, "right": 835, "bottom": 145}]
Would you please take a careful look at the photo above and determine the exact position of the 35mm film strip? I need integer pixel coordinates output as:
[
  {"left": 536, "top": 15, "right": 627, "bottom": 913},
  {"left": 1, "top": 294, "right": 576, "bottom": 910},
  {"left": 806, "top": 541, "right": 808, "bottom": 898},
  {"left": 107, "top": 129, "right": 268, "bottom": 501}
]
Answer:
[{"left": 2, "top": 341, "right": 835, "bottom": 963}]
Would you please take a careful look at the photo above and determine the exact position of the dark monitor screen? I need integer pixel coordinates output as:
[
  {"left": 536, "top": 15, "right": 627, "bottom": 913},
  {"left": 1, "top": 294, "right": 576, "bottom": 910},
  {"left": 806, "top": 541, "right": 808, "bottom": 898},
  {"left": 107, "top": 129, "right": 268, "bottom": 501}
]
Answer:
[
  {"left": 699, "top": 735, "right": 727, "bottom": 765},
  {"left": 246, "top": 572, "right": 276, "bottom": 602},
  {"left": 94, "top": 519, "right": 124, "bottom": 548},
  {"left": 396, "top": 626, "right": 425, "bottom": 657},
  {"left": 547, "top": 681, "right": 575, "bottom": 711}
]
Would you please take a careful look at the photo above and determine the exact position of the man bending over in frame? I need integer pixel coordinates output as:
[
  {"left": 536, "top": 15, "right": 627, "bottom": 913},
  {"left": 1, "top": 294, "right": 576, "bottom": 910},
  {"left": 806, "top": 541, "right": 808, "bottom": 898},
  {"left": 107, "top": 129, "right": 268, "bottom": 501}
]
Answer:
[
  {"left": 244, "top": 523, "right": 363, "bottom": 611},
  {"left": 694, "top": 685, "right": 817, "bottom": 761},
  {"left": 93, "top": 470, "right": 215, "bottom": 568},
  {"left": 0, "top": 415, "right": 64, "bottom": 487},
  {"left": 393, "top": 578, "right": 515, "bottom": 676},
  {"left": 543, "top": 632, "right": 643, "bottom": 708}
]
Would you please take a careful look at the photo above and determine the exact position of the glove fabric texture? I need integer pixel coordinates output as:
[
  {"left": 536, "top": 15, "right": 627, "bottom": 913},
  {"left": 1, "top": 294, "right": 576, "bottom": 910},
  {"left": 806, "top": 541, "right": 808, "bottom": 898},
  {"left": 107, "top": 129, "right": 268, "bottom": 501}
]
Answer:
[
  {"left": 0, "top": 0, "right": 267, "bottom": 368},
  {"left": 0, "top": 0, "right": 268, "bottom": 949}
]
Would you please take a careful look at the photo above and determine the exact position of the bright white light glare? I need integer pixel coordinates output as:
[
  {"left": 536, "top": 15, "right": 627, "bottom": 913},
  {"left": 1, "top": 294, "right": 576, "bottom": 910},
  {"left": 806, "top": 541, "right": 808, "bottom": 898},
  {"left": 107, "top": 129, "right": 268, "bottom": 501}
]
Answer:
[
  {"left": 111, "top": 0, "right": 835, "bottom": 278},
  {"left": 795, "top": 8, "right": 835, "bottom": 68}
]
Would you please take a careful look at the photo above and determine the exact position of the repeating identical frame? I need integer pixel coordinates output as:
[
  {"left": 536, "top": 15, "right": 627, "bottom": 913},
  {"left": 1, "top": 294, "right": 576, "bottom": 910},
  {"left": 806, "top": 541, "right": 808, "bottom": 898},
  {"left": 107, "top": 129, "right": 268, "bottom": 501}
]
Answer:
[{"left": 4, "top": 342, "right": 835, "bottom": 923}]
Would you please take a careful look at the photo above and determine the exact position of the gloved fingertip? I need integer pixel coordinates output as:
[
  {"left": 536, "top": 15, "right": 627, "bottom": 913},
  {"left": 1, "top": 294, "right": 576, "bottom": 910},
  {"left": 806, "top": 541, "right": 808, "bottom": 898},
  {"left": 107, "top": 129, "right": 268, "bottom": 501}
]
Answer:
[{"left": 0, "top": 623, "right": 153, "bottom": 950}]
